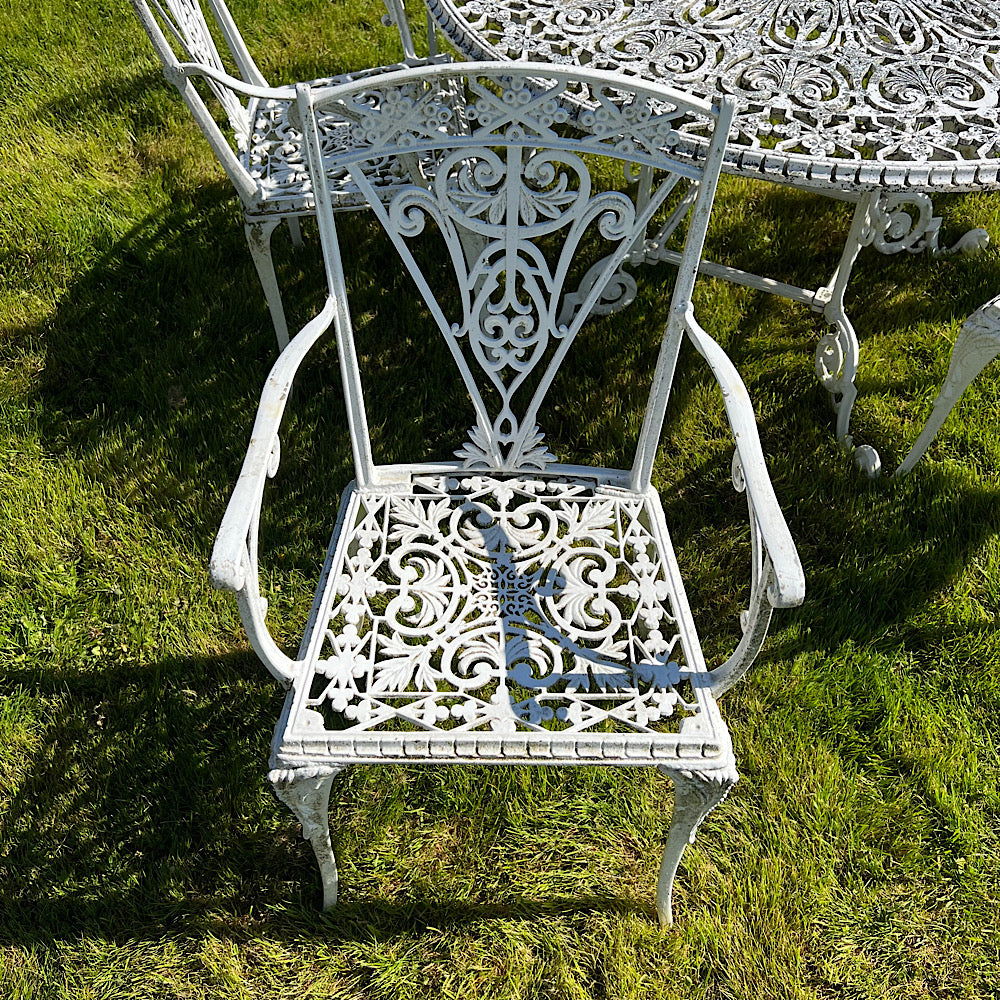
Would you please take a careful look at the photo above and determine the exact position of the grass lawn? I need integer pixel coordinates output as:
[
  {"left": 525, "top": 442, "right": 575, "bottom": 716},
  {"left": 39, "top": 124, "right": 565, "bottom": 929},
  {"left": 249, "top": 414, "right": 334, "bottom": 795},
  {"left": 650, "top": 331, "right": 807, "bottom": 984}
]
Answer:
[{"left": 1, "top": 1, "right": 998, "bottom": 997}]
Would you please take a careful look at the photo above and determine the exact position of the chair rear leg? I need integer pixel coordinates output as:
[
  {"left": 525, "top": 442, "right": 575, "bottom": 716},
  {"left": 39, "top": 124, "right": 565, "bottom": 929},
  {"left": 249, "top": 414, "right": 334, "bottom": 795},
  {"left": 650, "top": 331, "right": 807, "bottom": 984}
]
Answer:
[
  {"left": 270, "top": 765, "right": 345, "bottom": 908},
  {"left": 244, "top": 218, "right": 290, "bottom": 349},
  {"left": 656, "top": 765, "right": 738, "bottom": 927}
]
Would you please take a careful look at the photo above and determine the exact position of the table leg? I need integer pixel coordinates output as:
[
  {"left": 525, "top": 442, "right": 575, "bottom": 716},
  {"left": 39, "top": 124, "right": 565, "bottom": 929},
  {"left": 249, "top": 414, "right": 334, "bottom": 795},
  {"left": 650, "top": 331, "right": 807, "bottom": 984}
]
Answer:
[
  {"left": 814, "top": 190, "right": 991, "bottom": 477},
  {"left": 814, "top": 192, "right": 883, "bottom": 476},
  {"left": 894, "top": 295, "right": 1000, "bottom": 476},
  {"left": 607, "top": 184, "right": 992, "bottom": 479}
]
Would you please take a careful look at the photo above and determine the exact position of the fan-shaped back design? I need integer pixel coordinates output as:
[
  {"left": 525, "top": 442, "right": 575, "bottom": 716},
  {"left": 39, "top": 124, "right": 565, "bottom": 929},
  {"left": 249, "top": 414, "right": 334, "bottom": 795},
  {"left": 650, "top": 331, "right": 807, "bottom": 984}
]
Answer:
[{"left": 298, "top": 64, "right": 733, "bottom": 487}]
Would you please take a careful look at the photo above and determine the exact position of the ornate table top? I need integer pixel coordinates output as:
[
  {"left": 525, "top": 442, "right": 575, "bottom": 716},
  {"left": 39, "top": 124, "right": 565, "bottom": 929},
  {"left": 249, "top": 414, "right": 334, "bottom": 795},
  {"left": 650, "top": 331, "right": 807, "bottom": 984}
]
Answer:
[{"left": 424, "top": 0, "right": 1000, "bottom": 192}]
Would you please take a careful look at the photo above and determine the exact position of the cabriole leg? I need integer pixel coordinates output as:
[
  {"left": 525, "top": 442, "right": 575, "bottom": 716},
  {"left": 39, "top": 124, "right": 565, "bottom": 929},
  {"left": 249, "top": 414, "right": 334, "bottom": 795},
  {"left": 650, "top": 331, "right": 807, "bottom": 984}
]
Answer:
[
  {"left": 244, "top": 218, "right": 289, "bottom": 350},
  {"left": 895, "top": 295, "right": 1000, "bottom": 476},
  {"left": 269, "top": 765, "right": 344, "bottom": 908},
  {"left": 656, "top": 765, "right": 738, "bottom": 928}
]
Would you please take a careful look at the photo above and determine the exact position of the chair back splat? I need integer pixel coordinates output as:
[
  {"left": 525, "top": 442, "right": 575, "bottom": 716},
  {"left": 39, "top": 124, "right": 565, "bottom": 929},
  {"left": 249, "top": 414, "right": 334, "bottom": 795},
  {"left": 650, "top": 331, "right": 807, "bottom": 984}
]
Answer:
[
  {"left": 299, "top": 64, "right": 730, "bottom": 488},
  {"left": 212, "top": 62, "right": 804, "bottom": 925}
]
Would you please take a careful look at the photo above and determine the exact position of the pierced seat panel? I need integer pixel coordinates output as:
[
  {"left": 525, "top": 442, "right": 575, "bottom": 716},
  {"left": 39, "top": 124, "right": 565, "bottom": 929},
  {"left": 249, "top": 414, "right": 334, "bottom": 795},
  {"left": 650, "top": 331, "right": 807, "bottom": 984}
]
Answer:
[{"left": 279, "top": 472, "right": 725, "bottom": 764}]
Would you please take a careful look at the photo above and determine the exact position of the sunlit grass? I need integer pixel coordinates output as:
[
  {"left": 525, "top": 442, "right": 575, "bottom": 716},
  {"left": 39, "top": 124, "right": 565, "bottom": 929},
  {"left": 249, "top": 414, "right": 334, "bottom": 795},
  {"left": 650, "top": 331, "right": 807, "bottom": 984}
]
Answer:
[{"left": 1, "top": 1, "right": 999, "bottom": 997}]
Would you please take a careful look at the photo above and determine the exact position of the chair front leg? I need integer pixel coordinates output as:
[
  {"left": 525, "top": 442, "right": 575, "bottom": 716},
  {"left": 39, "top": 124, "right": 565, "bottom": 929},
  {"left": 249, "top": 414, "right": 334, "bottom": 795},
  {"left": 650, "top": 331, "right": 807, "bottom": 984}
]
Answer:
[
  {"left": 656, "top": 764, "right": 738, "bottom": 928},
  {"left": 244, "top": 218, "right": 290, "bottom": 349},
  {"left": 270, "top": 765, "right": 347, "bottom": 908}
]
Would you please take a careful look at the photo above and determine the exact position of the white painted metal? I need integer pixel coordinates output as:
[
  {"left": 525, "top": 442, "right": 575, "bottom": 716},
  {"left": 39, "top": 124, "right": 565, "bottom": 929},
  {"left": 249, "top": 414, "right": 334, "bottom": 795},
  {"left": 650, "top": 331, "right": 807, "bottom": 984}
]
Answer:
[
  {"left": 895, "top": 294, "right": 1000, "bottom": 477},
  {"left": 128, "top": 0, "right": 438, "bottom": 348},
  {"left": 420, "top": 0, "right": 998, "bottom": 473},
  {"left": 211, "top": 62, "right": 805, "bottom": 924}
]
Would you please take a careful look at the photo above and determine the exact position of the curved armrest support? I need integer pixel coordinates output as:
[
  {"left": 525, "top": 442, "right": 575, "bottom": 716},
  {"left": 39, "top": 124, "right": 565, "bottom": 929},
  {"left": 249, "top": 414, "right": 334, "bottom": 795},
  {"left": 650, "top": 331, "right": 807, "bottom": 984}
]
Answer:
[
  {"left": 169, "top": 62, "right": 294, "bottom": 101},
  {"left": 684, "top": 310, "right": 805, "bottom": 610},
  {"left": 212, "top": 297, "right": 336, "bottom": 589},
  {"left": 210, "top": 298, "right": 337, "bottom": 684},
  {"left": 172, "top": 56, "right": 456, "bottom": 116}
]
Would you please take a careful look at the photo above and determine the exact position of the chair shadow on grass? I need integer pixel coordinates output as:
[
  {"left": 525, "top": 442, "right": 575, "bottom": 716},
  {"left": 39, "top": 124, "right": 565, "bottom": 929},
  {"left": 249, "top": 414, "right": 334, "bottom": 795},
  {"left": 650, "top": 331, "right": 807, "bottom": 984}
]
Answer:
[
  {"left": 5, "top": 175, "right": 999, "bottom": 944},
  {"left": 0, "top": 650, "right": 652, "bottom": 947}
]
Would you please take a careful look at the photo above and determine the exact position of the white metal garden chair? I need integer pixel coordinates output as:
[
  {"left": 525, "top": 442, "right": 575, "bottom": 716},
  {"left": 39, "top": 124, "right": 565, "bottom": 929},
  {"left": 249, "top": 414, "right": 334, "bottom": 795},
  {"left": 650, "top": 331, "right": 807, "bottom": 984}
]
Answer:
[
  {"left": 210, "top": 62, "right": 806, "bottom": 925},
  {"left": 129, "top": 0, "right": 441, "bottom": 348}
]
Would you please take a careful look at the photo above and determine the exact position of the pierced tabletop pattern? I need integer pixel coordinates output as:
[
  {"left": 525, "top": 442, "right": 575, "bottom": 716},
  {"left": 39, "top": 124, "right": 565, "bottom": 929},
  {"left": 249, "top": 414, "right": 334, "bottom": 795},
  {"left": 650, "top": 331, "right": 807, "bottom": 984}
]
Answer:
[
  {"left": 280, "top": 474, "right": 724, "bottom": 764},
  {"left": 424, "top": 0, "right": 1000, "bottom": 191}
]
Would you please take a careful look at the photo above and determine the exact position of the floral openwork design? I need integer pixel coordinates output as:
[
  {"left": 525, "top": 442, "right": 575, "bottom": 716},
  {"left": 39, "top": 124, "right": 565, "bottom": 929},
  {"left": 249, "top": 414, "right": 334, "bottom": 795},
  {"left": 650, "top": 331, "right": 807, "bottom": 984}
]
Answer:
[
  {"left": 427, "top": 0, "right": 1000, "bottom": 187},
  {"left": 293, "top": 475, "right": 705, "bottom": 742}
]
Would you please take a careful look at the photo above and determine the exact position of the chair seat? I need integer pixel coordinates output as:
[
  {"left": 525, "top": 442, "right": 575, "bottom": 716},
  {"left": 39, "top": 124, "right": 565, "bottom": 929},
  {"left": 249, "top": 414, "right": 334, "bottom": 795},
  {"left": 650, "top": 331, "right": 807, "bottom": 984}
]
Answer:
[{"left": 273, "top": 469, "right": 731, "bottom": 768}]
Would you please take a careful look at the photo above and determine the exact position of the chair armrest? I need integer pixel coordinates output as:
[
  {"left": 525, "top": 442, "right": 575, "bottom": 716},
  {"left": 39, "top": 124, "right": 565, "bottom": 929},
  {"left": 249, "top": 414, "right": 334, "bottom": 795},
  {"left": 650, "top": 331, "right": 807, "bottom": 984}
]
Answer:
[
  {"left": 683, "top": 309, "right": 805, "bottom": 609},
  {"left": 211, "top": 297, "right": 337, "bottom": 592},
  {"left": 171, "top": 54, "right": 456, "bottom": 114},
  {"left": 168, "top": 62, "right": 294, "bottom": 101}
]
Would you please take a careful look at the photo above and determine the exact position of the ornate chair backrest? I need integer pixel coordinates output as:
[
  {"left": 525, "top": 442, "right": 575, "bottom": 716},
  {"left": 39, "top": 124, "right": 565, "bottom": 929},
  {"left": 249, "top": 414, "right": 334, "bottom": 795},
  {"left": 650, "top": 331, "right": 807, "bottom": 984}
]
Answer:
[{"left": 297, "top": 64, "right": 734, "bottom": 492}]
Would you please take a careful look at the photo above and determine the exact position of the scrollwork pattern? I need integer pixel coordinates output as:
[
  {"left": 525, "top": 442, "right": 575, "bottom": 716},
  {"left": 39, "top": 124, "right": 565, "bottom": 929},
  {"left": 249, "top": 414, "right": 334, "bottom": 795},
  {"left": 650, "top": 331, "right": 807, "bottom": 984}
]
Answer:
[
  {"left": 427, "top": 0, "right": 1000, "bottom": 187},
  {"left": 325, "top": 73, "right": 692, "bottom": 469},
  {"left": 298, "top": 475, "right": 700, "bottom": 737}
]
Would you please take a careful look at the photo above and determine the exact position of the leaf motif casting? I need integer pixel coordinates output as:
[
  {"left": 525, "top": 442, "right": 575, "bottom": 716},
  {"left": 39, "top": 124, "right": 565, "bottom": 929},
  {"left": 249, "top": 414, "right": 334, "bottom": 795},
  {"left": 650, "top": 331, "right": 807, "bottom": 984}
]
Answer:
[{"left": 300, "top": 476, "right": 697, "bottom": 736}]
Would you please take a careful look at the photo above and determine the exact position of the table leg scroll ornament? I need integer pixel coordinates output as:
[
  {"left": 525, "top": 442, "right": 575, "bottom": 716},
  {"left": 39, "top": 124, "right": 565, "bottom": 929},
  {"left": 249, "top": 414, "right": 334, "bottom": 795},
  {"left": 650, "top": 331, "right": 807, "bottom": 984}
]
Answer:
[{"left": 870, "top": 194, "right": 990, "bottom": 258}]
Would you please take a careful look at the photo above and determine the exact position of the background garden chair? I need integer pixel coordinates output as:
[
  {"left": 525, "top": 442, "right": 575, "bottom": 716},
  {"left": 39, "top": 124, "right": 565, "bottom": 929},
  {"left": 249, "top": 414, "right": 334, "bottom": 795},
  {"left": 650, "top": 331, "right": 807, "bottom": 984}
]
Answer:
[
  {"left": 129, "top": 0, "right": 437, "bottom": 348},
  {"left": 210, "top": 61, "right": 806, "bottom": 925}
]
